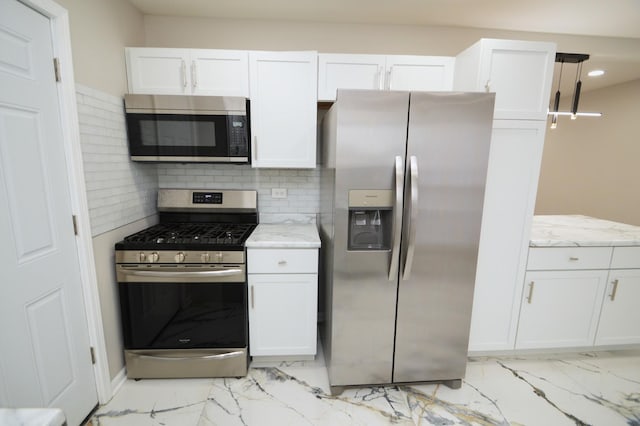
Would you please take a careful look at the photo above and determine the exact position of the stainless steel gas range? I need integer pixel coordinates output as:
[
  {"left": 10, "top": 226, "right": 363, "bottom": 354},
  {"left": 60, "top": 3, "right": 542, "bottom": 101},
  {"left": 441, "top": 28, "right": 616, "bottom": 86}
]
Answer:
[{"left": 114, "top": 189, "right": 258, "bottom": 379}]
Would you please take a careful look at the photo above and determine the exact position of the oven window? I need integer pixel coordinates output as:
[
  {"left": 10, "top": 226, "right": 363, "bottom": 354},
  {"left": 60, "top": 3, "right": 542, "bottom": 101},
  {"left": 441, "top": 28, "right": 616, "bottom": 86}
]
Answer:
[{"left": 119, "top": 282, "right": 247, "bottom": 349}]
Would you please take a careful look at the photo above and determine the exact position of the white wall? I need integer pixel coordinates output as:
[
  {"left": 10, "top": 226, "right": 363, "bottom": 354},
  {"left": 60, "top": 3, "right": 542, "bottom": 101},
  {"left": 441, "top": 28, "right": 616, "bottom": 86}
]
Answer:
[{"left": 56, "top": 0, "right": 144, "bottom": 96}]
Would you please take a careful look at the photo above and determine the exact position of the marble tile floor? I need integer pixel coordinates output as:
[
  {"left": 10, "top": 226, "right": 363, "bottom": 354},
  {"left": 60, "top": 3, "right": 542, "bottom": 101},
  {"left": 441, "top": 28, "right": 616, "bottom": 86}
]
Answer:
[{"left": 88, "top": 344, "right": 640, "bottom": 426}]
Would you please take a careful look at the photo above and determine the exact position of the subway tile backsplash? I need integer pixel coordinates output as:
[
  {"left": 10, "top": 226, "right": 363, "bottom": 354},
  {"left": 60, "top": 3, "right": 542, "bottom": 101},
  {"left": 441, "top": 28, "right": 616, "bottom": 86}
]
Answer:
[
  {"left": 157, "top": 164, "right": 320, "bottom": 224},
  {"left": 76, "top": 85, "right": 157, "bottom": 236},
  {"left": 76, "top": 85, "right": 320, "bottom": 234}
]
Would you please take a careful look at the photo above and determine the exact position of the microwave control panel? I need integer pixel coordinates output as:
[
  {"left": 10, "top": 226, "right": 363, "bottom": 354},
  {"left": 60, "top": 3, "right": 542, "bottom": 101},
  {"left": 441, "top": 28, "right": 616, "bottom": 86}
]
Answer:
[{"left": 228, "top": 116, "right": 248, "bottom": 157}]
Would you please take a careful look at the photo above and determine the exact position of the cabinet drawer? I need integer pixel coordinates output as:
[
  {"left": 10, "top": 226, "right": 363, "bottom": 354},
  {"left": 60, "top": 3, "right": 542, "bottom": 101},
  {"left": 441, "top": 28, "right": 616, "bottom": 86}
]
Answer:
[
  {"left": 248, "top": 249, "right": 318, "bottom": 273},
  {"left": 610, "top": 246, "right": 640, "bottom": 269},
  {"left": 527, "top": 247, "right": 612, "bottom": 271}
]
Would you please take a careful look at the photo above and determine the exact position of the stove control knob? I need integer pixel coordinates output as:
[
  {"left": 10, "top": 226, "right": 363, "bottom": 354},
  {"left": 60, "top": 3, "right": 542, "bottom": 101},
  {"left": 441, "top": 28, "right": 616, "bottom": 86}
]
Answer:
[
  {"left": 149, "top": 252, "right": 159, "bottom": 263},
  {"left": 175, "top": 252, "right": 186, "bottom": 263},
  {"left": 216, "top": 252, "right": 224, "bottom": 262},
  {"left": 139, "top": 252, "right": 146, "bottom": 262},
  {"left": 201, "top": 253, "right": 210, "bottom": 263}
]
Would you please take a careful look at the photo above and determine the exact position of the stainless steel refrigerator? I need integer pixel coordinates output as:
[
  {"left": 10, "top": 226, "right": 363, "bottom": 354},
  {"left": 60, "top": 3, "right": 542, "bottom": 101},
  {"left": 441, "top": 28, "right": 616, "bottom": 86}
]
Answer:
[{"left": 319, "top": 89, "right": 495, "bottom": 394}]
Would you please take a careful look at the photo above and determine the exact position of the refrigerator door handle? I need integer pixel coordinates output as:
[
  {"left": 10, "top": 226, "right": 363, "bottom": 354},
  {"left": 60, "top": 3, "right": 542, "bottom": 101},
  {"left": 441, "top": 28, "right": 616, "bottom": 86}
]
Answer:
[
  {"left": 389, "top": 155, "right": 404, "bottom": 281},
  {"left": 402, "top": 155, "right": 419, "bottom": 280}
]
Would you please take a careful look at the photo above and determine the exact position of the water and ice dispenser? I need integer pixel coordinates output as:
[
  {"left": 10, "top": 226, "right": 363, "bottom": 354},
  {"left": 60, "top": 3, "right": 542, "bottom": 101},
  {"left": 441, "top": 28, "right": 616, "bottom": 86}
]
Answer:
[{"left": 348, "top": 190, "right": 393, "bottom": 251}]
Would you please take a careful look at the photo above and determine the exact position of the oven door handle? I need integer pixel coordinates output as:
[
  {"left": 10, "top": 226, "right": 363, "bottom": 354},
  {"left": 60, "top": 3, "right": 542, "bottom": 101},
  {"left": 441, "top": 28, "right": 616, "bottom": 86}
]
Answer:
[
  {"left": 120, "top": 268, "right": 244, "bottom": 278},
  {"left": 136, "top": 350, "right": 245, "bottom": 361}
]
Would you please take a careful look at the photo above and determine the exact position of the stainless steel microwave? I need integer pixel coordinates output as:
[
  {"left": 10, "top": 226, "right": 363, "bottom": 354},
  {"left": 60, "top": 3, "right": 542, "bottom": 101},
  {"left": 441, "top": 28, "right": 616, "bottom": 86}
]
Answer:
[{"left": 124, "top": 94, "right": 250, "bottom": 163}]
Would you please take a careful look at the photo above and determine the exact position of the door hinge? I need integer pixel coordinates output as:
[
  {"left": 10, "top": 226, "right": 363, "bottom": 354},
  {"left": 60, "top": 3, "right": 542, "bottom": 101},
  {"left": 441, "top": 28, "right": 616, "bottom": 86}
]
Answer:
[
  {"left": 72, "top": 215, "right": 79, "bottom": 235},
  {"left": 53, "top": 57, "right": 61, "bottom": 82},
  {"left": 90, "top": 347, "right": 96, "bottom": 365}
]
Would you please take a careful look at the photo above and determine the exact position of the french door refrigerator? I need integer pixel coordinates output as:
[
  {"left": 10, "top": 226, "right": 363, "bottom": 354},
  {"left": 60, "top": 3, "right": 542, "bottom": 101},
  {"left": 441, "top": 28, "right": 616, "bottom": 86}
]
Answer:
[{"left": 319, "top": 89, "right": 495, "bottom": 394}]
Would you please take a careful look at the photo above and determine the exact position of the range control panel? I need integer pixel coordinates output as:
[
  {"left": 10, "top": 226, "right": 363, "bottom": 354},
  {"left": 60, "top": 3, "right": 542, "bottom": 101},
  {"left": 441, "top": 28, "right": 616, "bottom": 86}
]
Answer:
[{"left": 193, "top": 192, "right": 223, "bottom": 204}]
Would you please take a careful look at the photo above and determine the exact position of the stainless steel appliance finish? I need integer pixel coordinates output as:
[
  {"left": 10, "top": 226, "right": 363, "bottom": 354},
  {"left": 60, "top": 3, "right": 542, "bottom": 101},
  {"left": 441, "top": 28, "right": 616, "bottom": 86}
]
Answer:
[
  {"left": 320, "top": 90, "right": 495, "bottom": 393},
  {"left": 124, "top": 94, "right": 247, "bottom": 115},
  {"left": 115, "top": 189, "right": 257, "bottom": 379},
  {"left": 124, "top": 94, "right": 250, "bottom": 163}
]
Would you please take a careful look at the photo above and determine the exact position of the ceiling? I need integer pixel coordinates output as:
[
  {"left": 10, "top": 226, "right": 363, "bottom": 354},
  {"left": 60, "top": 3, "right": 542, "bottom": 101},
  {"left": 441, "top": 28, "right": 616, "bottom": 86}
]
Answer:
[{"left": 128, "top": 0, "right": 640, "bottom": 95}]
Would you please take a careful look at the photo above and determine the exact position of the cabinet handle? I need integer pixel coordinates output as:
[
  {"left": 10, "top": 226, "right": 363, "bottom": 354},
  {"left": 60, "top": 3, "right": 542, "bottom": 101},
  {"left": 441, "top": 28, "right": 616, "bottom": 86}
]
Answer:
[
  {"left": 377, "top": 66, "right": 384, "bottom": 90},
  {"left": 181, "top": 60, "right": 187, "bottom": 88},
  {"left": 569, "top": 256, "right": 579, "bottom": 261},
  {"left": 251, "top": 285, "right": 255, "bottom": 309},
  {"left": 609, "top": 279, "right": 619, "bottom": 301},
  {"left": 278, "top": 260, "right": 287, "bottom": 266},
  {"left": 191, "top": 60, "right": 197, "bottom": 88},
  {"left": 526, "top": 281, "right": 535, "bottom": 304},
  {"left": 484, "top": 80, "right": 491, "bottom": 92},
  {"left": 253, "top": 135, "right": 257, "bottom": 162},
  {"left": 386, "top": 68, "right": 392, "bottom": 90}
]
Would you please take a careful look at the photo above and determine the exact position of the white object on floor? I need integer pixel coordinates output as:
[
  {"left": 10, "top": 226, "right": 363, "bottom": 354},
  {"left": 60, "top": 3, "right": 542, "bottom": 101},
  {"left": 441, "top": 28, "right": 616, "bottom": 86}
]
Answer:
[{"left": 0, "top": 408, "right": 66, "bottom": 426}]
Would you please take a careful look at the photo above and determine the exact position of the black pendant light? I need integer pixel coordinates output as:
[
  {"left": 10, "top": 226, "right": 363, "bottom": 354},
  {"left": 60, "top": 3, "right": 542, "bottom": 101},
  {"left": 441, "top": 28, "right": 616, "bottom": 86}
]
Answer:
[{"left": 548, "top": 52, "right": 602, "bottom": 129}]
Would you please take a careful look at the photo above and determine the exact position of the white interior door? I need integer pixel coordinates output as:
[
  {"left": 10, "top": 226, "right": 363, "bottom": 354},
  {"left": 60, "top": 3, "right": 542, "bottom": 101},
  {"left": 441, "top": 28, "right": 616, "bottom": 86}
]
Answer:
[{"left": 0, "top": 0, "right": 98, "bottom": 424}]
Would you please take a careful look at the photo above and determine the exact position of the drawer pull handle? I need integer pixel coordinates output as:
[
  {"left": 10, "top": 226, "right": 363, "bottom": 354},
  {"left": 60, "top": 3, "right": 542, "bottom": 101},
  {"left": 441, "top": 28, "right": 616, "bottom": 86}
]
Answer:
[
  {"left": 569, "top": 257, "right": 579, "bottom": 261},
  {"left": 609, "top": 279, "right": 619, "bottom": 301},
  {"left": 526, "top": 281, "right": 535, "bottom": 304},
  {"left": 278, "top": 260, "right": 287, "bottom": 266}
]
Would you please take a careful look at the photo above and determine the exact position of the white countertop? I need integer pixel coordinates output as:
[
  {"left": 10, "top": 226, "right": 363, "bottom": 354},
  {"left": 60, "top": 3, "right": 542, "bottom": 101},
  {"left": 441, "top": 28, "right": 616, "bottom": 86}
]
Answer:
[
  {"left": 246, "top": 224, "right": 321, "bottom": 248},
  {"left": 530, "top": 215, "right": 640, "bottom": 247}
]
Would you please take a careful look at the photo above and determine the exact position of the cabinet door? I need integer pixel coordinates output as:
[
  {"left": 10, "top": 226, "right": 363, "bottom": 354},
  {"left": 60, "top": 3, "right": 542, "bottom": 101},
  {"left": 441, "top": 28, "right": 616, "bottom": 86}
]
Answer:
[
  {"left": 190, "top": 50, "right": 249, "bottom": 97},
  {"left": 479, "top": 40, "right": 555, "bottom": 120},
  {"left": 454, "top": 39, "right": 555, "bottom": 120},
  {"left": 515, "top": 270, "right": 608, "bottom": 349},
  {"left": 125, "top": 47, "right": 191, "bottom": 94},
  {"left": 595, "top": 270, "right": 640, "bottom": 345},
  {"left": 248, "top": 274, "right": 317, "bottom": 356},
  {"left": 318, "top": 54, "right": 386, "bottom": 101},
  {"left": 386, "top": 55, "right": 454, "bottom": 92},
  {"left": 249, "top": 51, "right": 317, "bottom": 168},
  {"left": 468, "top": 120, "right": 546, "bottom": 352}
]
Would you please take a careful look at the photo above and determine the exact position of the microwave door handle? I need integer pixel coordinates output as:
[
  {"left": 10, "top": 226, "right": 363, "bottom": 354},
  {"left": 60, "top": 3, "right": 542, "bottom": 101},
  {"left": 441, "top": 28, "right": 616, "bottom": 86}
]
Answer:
[
  {"left": 402, "top": 155, "right": 418, "bottom": 280},
  {"left": 389, "top": 155, "right": 404, "bottom": 281}
]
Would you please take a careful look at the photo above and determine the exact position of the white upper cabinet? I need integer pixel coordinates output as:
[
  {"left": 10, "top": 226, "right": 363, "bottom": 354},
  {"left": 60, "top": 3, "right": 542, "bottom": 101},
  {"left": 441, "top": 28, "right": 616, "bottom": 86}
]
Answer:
[
  {"left": 453, "top": 39, "right": 556, "bottom": 120},
  {"left": 318, "top": 53, "right": 455, "bottom": 101},
  {"left": 249, "top": 51, "right": 318, "bottom": 168},
  {"left": 125, "top": 47, "right": 249, "bottom": 97},
  {"left": 318, "top": 54, "right": 387, "bottom": 100},
  {"left": 385, "top": 55, "right": 454, "bottom": 92}
]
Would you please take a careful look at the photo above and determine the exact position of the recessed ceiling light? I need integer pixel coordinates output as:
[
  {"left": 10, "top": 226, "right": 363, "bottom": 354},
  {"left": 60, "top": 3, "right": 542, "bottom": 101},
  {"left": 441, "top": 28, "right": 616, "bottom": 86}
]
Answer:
[{"left": 588, "top": 69, "right": 605, "bottom": 77}]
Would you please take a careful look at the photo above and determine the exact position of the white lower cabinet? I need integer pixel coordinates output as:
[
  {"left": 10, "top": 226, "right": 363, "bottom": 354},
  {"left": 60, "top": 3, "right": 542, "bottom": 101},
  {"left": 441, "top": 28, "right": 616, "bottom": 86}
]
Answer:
[
  {"left": 515, "top": 270, "right": 608, "bottom": 349},
  {"left": 248, "top": 274, "right": 317, "bottom": 356},
  {"left": 595, "top": 247, "right": 640, "bottom": 345},
  {"left": 247, "top": 248, "right": 318, "bottom": 357},
  {"left": 596, "top": 270, "right": 640, "bottom": 345}
]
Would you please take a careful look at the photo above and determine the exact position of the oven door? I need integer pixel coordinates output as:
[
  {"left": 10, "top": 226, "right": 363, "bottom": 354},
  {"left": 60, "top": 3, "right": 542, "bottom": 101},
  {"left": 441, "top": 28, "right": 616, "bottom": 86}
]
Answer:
[
  {"left": 116, "top": 264, "right": 248, "bottom": 378},
  {"left": 125, "top": 113, "right": 249, "bottom": 163}
]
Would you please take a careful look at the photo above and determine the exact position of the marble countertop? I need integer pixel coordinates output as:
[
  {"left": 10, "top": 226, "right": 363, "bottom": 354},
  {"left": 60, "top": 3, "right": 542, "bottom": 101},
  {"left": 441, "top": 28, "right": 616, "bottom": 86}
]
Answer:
[
  {"left": 530, "top": 215, "right": 640, "bottom": 247},
  {"left": 246, "top": 224, "right": 321, "bottom": 248}
]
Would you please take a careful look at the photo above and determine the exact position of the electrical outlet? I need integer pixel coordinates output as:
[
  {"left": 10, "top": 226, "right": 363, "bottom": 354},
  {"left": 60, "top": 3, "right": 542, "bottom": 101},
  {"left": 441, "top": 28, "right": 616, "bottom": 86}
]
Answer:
[{"left": 271, "top": 188, "right": 287, "bottom": 199}]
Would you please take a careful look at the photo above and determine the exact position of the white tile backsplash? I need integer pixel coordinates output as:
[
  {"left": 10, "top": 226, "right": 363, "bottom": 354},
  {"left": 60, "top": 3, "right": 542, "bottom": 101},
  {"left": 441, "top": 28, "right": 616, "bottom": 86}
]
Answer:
[
  {"left": 76, "top": 85, "right": 320, "bottom": 230},
  {"left": 157, "top": 164, "right": 320, "bottom": 223},
  {"left": 76, "top": 85, "right": 157, "bottom": 236}
]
